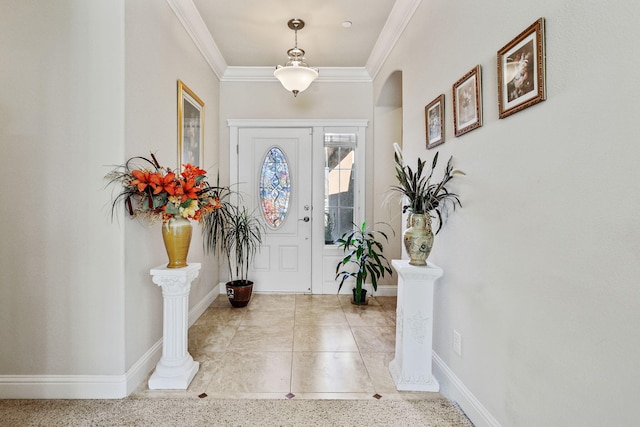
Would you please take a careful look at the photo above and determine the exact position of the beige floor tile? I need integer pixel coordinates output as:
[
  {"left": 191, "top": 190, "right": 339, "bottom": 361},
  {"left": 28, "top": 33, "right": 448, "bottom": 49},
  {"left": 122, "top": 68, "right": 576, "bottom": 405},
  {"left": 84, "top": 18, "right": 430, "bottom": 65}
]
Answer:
[
  {"left": 241, "top": 307, "right": 295, "bottom": 327},
  {"left": 227, "top": 324, "right": 293, "bottom": 352},
  {"left": 293, "top": 324, "right": 359, "bottom": 352},
  {"left": 294, "top": 306, "right": 348, "bottom": 326},
  {"left": 343, "top": 305, "right": 395, "bottom": 327},
  {"left": 291, "top": 352, "right": 374, "bottom": 393},
  {"left": 360, "top": 352, "right": 398, "bottom": 393},
  {"left": 188, "top": 323, "right": 238, "bottom": 357},
  {"left": 192, "top": 306, "right": 246, "bottom": 327},
  {"left": 295, "top": 294, "right": 342, "bottom": 308},
  {"left": 351, "top": 326, "right": 396, "bottom": 353},
  {"left": 204, "top": 351, "right": 292, "bottom": 394},
  {"left": 247, "top": 293, "right": 296, "bottom": 312}
]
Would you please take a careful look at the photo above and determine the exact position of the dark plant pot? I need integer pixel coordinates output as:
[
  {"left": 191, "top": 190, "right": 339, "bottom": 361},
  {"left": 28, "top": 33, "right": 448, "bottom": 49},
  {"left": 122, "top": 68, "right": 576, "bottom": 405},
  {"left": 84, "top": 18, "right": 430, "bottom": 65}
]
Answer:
[
  {"left": 226, "top": 280, "right": 253, "bottom": 308},
  {"left": 351, "top": 288, "right": 368, "bottom": 305}
]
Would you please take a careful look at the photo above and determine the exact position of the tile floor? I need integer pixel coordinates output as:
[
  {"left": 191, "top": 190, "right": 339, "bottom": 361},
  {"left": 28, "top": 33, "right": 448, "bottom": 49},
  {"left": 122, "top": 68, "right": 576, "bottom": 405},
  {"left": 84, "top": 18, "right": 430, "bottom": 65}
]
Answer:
[{"left": 133, "top": 293, "right": 439, "bottom": 401}]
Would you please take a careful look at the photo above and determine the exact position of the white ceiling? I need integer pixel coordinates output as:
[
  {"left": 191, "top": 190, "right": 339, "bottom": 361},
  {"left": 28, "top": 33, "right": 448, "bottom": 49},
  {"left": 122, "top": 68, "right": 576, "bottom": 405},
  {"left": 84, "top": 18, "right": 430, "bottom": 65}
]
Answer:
[{"left": 168, "top": 0, "right": 422, "bottom": 80}]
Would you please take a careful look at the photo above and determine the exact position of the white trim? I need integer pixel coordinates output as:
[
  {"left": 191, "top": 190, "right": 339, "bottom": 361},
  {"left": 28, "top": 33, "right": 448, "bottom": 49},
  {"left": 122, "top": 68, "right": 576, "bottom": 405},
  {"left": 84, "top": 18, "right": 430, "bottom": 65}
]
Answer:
[
  {"left": 169, "top": 0, "right": 421, "bottom": 83},
  {"left": 0, "top": 285, "right": 220, "bottom": 399},
  {"left": 366, "top": 0, "right": 423, "bottom": 79},
  {"left": 227, "top": 119, "right": 368, "bottom": 129},
  {"left": 165, "top": 0, "right": 227, "bottom": 79},
  {"left": 373, "top": 284, "right": 398, "bottom": 297},
  {"left": 223, "top": 67, "right": 371, "bottom": 82},
  {"left": 433, "top": 352, "right": 503, "bottom": 427}
]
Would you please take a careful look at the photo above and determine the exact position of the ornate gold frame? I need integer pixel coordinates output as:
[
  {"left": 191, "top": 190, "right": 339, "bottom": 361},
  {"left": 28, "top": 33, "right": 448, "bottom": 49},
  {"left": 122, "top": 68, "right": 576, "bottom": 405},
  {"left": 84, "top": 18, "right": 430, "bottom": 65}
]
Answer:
[
  {"left": 177, "top": 80, "right": 205, "bottom": 167},
  {"left": 497, "top": 18, "right": 546, "bottom": 119},
  {"left": 453, "top": 65, "right": 483, "bottom": 137}
]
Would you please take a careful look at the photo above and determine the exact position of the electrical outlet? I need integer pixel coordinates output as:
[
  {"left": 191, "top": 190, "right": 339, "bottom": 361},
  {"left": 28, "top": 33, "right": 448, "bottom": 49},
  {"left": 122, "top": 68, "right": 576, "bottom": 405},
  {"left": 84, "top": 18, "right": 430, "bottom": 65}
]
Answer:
[{"left": 453, "top": 330, "right": 462, "bottom": 357}]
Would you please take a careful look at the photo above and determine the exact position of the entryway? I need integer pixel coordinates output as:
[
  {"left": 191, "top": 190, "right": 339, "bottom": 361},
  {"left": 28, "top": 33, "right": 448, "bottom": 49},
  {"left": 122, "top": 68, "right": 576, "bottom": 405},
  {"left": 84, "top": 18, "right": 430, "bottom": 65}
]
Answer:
[{"left": 228, "top": 119, "right": 368, "bottom": 294}]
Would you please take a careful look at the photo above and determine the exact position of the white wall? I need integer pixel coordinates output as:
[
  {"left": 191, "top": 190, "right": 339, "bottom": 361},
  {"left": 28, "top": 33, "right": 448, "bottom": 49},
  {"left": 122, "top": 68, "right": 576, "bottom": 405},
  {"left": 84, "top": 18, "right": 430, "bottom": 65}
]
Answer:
[
  {"left": 0, "top": 0, "right": 220, "bottom": 395},
  {"left": 374, "top": 0, "right": 640, "bottom": 425},
  {"left": 0, "top": 1, "right": 126, "bottom": 375},
  {"left": 123, "top": 0, "right": 220, "bottom": 373}
]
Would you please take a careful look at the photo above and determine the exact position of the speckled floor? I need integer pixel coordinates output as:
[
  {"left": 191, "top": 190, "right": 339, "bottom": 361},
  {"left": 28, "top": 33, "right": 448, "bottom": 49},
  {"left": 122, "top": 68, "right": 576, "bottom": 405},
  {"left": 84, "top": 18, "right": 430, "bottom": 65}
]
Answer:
[{"left": 132, "top": 293, "right": 440, "bottom": 401}]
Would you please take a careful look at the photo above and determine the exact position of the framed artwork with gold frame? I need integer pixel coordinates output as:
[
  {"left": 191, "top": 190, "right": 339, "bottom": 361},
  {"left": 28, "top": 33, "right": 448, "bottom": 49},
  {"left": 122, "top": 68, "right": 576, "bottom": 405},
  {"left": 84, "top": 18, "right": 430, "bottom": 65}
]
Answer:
[
  {"left": 453, "top": 65, "right": 482, "bottom": 137},
  {"left": 177, "top": 80, "right": 204, "bottom": 168},
  {"left": 497, "top": 18, "right": 546, "bottom": 119},
  {"left": 425, "top": 94, "right": 445, "bottom": 149}
]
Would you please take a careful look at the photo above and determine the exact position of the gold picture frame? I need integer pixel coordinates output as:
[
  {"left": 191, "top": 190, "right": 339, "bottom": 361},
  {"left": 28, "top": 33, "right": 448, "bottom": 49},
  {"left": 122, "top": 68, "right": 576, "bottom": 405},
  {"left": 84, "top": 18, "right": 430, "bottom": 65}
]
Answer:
[
  {"left": 425, "top": 94, "right": 445, "bottom": 149},
  {"left": 177, "top": 80, "right": 204, "bottom": 168},
  {"left": 453, "top": 65, "right": 482, "bottom": 137},
  {"left": 497, "top": 18, "right": 546, "bottom": 119}
]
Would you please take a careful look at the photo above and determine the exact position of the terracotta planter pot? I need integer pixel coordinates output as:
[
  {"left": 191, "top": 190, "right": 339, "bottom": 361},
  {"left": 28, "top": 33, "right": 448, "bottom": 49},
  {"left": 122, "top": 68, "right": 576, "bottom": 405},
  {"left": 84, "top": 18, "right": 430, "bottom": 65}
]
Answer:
[{"left": 226, "top": 280, "right": 254, "bottom": 308}]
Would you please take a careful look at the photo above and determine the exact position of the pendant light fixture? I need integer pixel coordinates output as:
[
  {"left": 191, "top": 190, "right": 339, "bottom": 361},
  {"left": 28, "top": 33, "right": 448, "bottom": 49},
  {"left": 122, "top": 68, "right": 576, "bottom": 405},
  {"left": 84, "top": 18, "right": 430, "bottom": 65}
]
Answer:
[{"left": 274, "top": 18, "right": 319, "bottom": 97}]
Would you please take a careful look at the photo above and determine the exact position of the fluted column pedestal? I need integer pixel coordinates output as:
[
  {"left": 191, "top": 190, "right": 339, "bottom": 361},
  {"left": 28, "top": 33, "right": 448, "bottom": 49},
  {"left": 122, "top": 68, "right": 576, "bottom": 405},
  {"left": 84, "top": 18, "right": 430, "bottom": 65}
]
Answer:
[
  {"left": 148, "top": 263, "right": 201, "bottom": 390},
  {"left": 389, "top": 259, "right": 443, "bottom": 392}
]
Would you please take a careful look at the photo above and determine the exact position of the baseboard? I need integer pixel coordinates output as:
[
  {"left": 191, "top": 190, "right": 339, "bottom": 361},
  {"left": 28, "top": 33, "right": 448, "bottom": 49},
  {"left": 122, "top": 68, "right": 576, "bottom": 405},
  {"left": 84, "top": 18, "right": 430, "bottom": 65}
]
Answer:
[
  {"left": 189, "top": 283, "right": 221, "bottom": 325},
  {"left": 0, "top": 283, "right": 221, "bottom": 399},
  {"left": 433, "top": 352, "right": 502, "bottom": 427}
]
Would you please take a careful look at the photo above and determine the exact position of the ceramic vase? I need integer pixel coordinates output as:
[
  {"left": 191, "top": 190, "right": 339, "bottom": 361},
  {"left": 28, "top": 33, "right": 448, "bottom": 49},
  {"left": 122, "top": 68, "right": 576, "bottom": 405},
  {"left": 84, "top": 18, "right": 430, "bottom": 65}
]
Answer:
[
  {"left": 403, "top": 213, "right": 434, "bottom": 266},
  {"left": 161, "top": 216, "right": 192, "bottom": 268}
]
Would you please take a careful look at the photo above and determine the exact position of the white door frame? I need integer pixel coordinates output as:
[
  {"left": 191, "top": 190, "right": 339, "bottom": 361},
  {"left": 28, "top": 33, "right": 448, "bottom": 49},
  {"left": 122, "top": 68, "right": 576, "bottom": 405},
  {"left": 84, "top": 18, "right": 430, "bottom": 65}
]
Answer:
[{"left": 228, "top": 119, "right": 368, "bottom": 294}]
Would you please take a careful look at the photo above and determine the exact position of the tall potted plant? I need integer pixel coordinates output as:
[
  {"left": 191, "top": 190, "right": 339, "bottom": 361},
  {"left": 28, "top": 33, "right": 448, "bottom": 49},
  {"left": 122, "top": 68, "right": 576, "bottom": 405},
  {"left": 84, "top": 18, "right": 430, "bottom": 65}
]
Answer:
[
  {"left": 202, "top": 201, "right": 264, "bottom": 308},
  {"left": 391, "top": 144, "right": 464, "bottom": 265},
  {"left": 335, "top": 221, "right": 393, "bottom": 305}
]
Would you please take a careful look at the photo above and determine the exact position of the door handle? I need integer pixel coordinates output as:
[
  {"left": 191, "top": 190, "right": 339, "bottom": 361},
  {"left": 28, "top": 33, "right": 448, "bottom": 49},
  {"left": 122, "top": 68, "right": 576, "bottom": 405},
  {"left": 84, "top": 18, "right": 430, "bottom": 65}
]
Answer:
[{"left": 299, "top": 216, "right": 310, "bottom": 222}]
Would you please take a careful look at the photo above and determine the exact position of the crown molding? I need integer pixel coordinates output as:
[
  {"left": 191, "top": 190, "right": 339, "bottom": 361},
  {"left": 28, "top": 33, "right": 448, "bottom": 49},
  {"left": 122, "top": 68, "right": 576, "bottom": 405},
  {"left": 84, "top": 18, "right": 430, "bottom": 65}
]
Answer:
[
  {"left": 168, "top": 0, "right": 422, "bottom": 83},
  {"left": 222, "top": 66, "right": 372, "bottom": 83},
  {"left": 166, "top": 0, "right": 227, "bottom": 79},
  {"left": 365, "top": 0, "right": 423, "bottom": 80}
]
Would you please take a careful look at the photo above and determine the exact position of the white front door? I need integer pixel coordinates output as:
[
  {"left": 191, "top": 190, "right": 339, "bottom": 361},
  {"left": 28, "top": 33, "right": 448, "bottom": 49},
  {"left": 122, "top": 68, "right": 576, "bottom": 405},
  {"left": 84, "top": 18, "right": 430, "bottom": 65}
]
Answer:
[{"left": 236, "top": 128, "right": 313, "bottom": 293}]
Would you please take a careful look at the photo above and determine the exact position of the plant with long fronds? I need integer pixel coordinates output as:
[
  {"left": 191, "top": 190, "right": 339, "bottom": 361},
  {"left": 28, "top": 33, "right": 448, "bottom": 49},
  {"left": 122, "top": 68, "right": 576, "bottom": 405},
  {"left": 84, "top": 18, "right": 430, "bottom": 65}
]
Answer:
[
  {"left": 335, "top": 221, "right": 393, "bottom": 304},
  {"left": 222, "top": 205, "right": 264, "bottom": 282},
  {"left": 200, "top": 174, "right": 236, "bottom": 257},
  {"left": 391, "top": 147, "right": 465, "bottom": 233}
]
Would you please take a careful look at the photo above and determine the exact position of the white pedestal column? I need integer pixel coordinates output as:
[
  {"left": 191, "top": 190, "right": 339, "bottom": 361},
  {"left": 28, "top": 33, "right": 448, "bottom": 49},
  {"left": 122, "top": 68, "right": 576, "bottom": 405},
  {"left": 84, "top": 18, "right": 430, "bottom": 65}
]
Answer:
[
  {"left": 148, "top": 263, "right": 201, "bottom": 390},
  {"left": 389, "top": 259, "right": 443, "bottom": 392}
]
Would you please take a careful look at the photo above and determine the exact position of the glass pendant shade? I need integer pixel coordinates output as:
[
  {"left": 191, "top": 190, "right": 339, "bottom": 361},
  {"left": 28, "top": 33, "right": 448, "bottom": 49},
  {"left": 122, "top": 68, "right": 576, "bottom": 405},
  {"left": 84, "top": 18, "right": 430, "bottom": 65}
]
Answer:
[{"left": 274, "top": 64, "right": 319, "bottom": 96}]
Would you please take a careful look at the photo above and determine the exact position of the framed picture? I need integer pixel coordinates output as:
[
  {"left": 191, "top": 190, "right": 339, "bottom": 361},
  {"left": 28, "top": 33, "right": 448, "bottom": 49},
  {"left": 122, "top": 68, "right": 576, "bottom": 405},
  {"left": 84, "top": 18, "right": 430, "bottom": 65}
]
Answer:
[
  {"left": 453, "top": 65, "right": 482, "bottom": 137},
  {"left": 177, "top": 80, "right": 205, "bottom": 168},
  {"left": 425, "top": 94, "right": 445, "bottom": 149},
  {"left": 497, "top": 18, "right": 546, "bottom": 118}
]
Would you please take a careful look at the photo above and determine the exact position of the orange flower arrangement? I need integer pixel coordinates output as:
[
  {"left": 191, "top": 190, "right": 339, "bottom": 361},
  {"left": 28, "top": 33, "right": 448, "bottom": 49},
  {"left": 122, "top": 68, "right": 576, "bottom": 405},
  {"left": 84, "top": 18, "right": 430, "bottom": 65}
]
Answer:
[{"left": 105, "top": 153, "right": 228, "bottom": 223}]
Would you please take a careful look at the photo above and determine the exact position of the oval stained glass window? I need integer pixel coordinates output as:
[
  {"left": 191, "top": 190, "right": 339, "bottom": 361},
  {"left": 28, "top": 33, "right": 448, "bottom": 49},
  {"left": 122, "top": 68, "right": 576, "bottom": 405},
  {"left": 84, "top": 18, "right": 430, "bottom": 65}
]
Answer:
[{"left": 259, "top": 147, "right": 291, "bottom": 228}]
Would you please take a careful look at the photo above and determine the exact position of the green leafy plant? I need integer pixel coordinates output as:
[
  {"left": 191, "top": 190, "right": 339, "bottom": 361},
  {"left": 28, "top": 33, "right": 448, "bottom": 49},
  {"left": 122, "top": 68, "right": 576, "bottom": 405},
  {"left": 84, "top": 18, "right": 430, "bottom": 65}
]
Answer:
[
  {"left": 335, "top": 221, "right": 393, "bottom": 304},
  {"left": 221, "top": 205, "right": 264, "bottom": 282},
  {"left": 201, "top": 183, "right": 264, "bottom": 283},
  {"left": 391, "top": 144, "right": 464, "bottom": 233}
]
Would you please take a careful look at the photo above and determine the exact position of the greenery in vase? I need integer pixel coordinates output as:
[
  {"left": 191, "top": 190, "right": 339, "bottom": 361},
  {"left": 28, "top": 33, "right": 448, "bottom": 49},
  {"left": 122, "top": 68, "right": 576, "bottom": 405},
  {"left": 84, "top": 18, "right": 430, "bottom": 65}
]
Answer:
[
  {"left": 335, "top": 221, "right": 393, "bottom": 303},
  {"left": 391, "top": 144, "right": 464, "bottom": 233}
]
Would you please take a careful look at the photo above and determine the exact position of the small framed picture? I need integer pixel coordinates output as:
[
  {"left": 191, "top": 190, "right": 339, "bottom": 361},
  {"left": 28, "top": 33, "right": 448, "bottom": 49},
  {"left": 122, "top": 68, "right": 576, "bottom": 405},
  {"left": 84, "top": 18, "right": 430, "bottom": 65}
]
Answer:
[
  {"left": 453, "top": 65, "right": 482, "bottom": 137},
  {"left": 177, "top": 80, "right": 205, "bottom": 168},
  {"left": 425, "top": 94, "right": 445, "bottom": 149},
  {"left": 497, "top": 18, "right": 546, "bottom": 119}
]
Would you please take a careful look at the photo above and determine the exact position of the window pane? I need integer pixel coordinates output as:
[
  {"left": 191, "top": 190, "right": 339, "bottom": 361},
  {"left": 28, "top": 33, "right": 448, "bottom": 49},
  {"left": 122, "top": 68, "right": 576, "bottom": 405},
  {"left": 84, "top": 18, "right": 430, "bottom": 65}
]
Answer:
[
  {"left": 324, "top": 133, "right": 356, "bottom": 244},
  {"left": 259, "top": 147, "right": 290, "bottom": 229}
]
